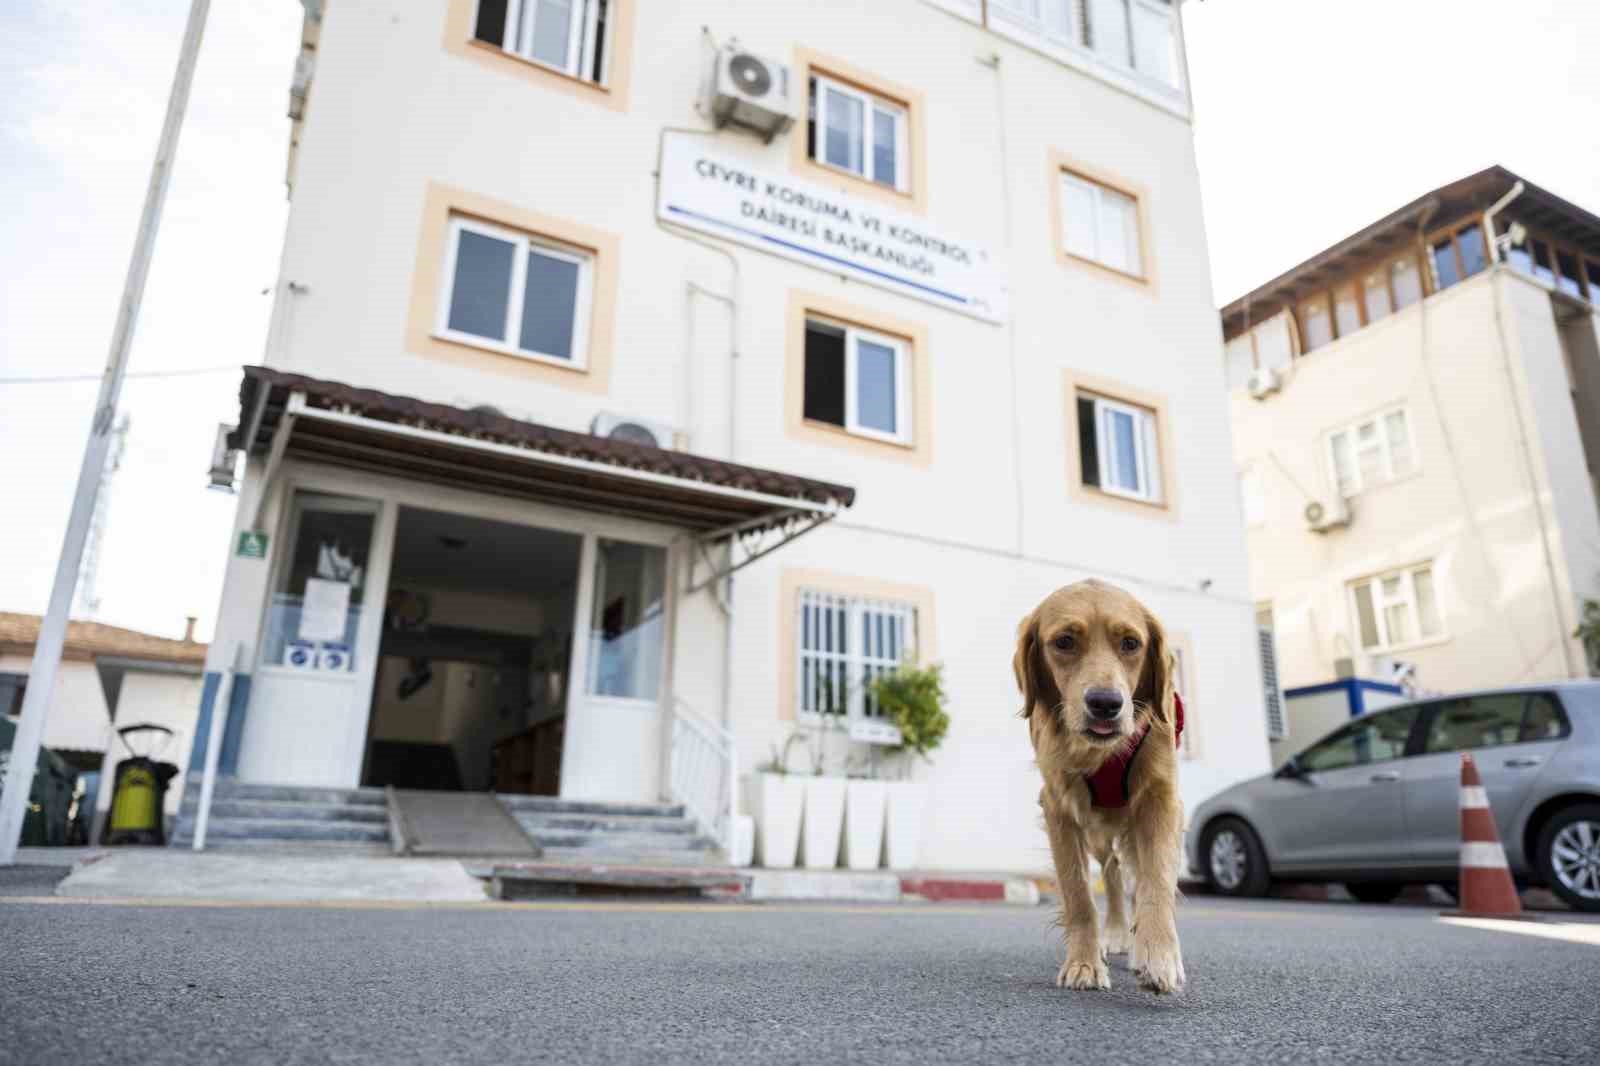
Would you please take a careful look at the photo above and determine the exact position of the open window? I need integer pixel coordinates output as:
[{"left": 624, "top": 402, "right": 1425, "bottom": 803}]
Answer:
[
  {"left": 808, "top": 73, "right": 909, "bottom": 193},
  {"left": 472, "top": 0, "right": 612, "bottom": 84},
  {"left": 1076, "top": 391, "right": 1164, "bottom": 505},
  {"left": 802, "top": 317, "right": 912, "bottom": 445}
]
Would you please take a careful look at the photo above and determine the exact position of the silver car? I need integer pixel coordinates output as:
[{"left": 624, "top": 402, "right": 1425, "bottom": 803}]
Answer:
[{"left": 1186, "top": 681, "right": 1600, "bottom": 911}]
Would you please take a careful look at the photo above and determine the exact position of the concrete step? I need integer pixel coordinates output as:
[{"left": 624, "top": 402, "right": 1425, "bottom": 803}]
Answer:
[
  {"left": 483, "top": 860, "right": 748, "bottom": 900},
  {"left": 533, "top": 847, "right": 726, "bottom": 867},
  {"left": 171, "top": 817, "right": 389, "bottom": 845},
  {"left": 180, "top": 799, "right": 391, "bottom": 824},
  {"left": 495, "top": 794, "right": 686, "bottom": 819},
  {"left": 180, "top": 779, "right": 387, "bottom": 808},
  {"left": 516, "top": 827, "right": 716, "bottom": 853},
  {"left": 511, "top": 811, "right": 701, "bottom": 836}
]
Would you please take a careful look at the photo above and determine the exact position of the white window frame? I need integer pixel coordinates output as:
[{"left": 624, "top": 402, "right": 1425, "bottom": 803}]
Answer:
[
  {"left": 494, "top": 0, "right": 609, "bottom": 84},
  {"left": 1086, "top": 394, "right": 1162, "bottom": 503},
  {"left": 1325, "top": 406, "right": 1416, "bottom": 498},
  {"left": 805, "top": 318, "right": 914, "bottom": 445},
  {"left": 796, "top": 589, "right": 917, "bottom": 744},
  {"left": 810, "top": 73, "right": 910, "bottom": 193},
  {"left": 1350, "top": 564, "right": 1445, "bottom": 653},
  {"left": 1060, "top": 172, "right": 1144, "bottom": 278},
  {"left": 435, "top": 215, "right": 593, "bottom": 370}
]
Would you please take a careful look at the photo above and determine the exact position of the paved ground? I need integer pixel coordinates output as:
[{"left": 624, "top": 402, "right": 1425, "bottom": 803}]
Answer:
[{"left": 1, "top": 894, "right": 1595, "bottom": 1065}]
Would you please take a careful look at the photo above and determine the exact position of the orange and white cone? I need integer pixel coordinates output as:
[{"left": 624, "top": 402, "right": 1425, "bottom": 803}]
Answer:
[{"left": 1443, "top": 753, "right": 1526, "bottom": 919}]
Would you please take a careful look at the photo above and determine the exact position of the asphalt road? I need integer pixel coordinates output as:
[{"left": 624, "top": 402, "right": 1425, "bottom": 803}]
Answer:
[{"left": 2, "top": 894, "right": 1595, "bottom": 1065}]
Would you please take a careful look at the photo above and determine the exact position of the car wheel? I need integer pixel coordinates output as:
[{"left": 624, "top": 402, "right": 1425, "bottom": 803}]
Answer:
[
  {"left": 1345, "top": 881, "right": 1404, "bottom": 904},
  {"left": 1203, "top": 817, "right": 1270, "bottom": 897},
  {"left": 1536, "top": 802, "right": 1600, "bottom": 914}
]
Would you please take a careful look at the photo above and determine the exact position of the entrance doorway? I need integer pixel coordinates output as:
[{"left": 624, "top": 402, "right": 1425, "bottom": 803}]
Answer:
[{"left": 361, "top": 507, "right": 581, "bottom": 795}]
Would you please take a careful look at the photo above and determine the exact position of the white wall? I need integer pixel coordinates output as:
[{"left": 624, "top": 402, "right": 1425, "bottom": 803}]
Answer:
[
  {"left": 214, "top": 0, "right": 1270, "bottom": 870},
  {"left": 0, "top": 655, "right": 112, "bottom": 755}
]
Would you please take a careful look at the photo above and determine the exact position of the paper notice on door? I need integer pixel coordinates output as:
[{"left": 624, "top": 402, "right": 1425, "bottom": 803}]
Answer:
[{"left": 298, "top": 577, "right": 351, "bottom": 642}]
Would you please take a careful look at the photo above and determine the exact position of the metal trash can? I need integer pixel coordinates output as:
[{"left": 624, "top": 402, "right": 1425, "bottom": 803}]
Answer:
[
  {"left": 0, "top": 717, "right": 78, "bottom": 846},
  {"left": 104, "top": 724, "right": 180, "bottom": 846}
]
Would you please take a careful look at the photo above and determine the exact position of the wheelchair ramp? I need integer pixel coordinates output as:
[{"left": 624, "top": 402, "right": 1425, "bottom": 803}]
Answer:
[{"left": 388, "top": 791, "right": 541, "bottom": 858}]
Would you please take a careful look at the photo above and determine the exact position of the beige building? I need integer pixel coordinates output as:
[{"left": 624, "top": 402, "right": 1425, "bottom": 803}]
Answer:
[{"left": 1223, "top": 166, "right": 1600, "bottom": 757}]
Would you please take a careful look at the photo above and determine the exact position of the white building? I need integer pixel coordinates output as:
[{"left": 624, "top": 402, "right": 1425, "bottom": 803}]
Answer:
[
  {"left": 1223, "top": 167, "right": 1600, "bottom": 761},
  {"left": 197, "top": 0, "right": 1269, "bottom": 870}
]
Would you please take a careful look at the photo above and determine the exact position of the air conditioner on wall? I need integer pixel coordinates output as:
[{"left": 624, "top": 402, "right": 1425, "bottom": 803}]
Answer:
[
  {"left": 1304, "top": 496, "right": 1351, "bottom": 534},
  {"left": 1247, "top": 366, "right": 1282, "bottom": 400},
  {"left": 709, "top": 45, "right": 795, "bottom": 142},
  {"left": 590, "top": 412, "right": 679, "bottom": 451}
]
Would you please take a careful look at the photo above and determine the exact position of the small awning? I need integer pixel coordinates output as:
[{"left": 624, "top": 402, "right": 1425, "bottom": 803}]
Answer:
[{"left": 228, "top": 367, "right": 855, "bottom": 543}]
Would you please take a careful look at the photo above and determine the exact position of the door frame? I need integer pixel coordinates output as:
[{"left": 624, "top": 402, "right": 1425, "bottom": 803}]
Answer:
[{"left": 247, "top": 458, "right": 679, "bottom": 792}]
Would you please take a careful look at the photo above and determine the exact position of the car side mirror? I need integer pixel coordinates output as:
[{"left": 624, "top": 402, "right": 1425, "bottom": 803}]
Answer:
[{"left": 1274, "top": 756, "right": 1305, "bottom": 780}]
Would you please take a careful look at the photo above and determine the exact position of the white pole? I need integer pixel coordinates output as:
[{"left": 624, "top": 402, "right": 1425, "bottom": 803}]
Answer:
[
  {"left": 191, "top": 645, "right": 237, "bottom": 852},
  {"left": 0, "top": 0, "right": 212, "bottom": 866}
]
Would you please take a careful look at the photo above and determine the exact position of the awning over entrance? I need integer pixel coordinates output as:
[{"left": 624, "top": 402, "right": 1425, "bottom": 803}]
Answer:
[{"left": 228, "top": 367, "right": 855, "bottom": 561}]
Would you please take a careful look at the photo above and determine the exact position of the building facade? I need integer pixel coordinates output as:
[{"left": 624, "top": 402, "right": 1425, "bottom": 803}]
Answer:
[
  {"left": 1223, "top": 168, "right": 1600, "bottom": 759},
  {"left": 196, "top": 0, "right": 1268, "bottom": 870}
]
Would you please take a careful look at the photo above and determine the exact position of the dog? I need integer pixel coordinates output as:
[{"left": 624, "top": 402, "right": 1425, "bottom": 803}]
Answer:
[{"left": 1014, "top": 579, "right": 1185, "bottom": 994}]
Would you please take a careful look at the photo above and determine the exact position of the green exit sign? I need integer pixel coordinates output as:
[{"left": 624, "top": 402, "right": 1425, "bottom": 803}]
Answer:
[{"left": 236, "top": 531, "right": 269, "bottom": 559}]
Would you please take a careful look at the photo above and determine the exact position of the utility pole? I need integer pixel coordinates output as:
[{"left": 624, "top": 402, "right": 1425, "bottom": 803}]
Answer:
[
  {"left": 77, "top": 413, "right": 131, "bottom": 620},
  {"left": 0, "top": 0, "right": 211, "bottom": 866}
]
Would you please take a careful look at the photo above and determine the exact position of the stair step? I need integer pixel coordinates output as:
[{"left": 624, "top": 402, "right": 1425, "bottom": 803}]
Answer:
[
  {"left": 517, "top": 828, "right": 716, "bottom": 852},
  {"left": 525, "top": 848, "right": 729, "bottom": 869},
  {"left": 495, "top": 794, "right": 685, "bottom": 819},
  {"left": 512, "top": 812, "right": 699, "bottom": 835},
  {"left": 171, "top": 817, "right": 389, "bottom": 844},
  {"left": 180, "top": 799, "right": 391, "bottom": 824},
  {"left": 181, "top": 780, "right": 387, "bottom": 808}
]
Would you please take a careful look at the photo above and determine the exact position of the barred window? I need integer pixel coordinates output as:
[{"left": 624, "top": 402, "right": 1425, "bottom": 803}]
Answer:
[{"left": 797, "top": 589, "right": 916, "bottom": 743}]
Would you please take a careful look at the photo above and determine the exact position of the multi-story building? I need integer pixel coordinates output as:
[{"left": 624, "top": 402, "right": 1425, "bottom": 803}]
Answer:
[
  {"left": 193, "top": 0, "right": 1267, "bottom": 869},
  {"left": 1223, "top": 166, "right": 1600, "bottom": 761}
]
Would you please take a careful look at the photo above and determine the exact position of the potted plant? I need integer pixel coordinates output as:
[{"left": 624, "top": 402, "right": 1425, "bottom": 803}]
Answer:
[
  {"left": 747, "top": 733, "right": 808, "bottom": 869},
  {"left": 870, "top": 662, "right": 951, "bottom": 870},
  {"left": 841, "top": 762, "right": 888, "bottom": 872}
]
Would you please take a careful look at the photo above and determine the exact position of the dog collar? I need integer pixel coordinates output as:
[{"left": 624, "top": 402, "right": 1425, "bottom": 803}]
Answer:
[{"left": 1083, "top": 693, "right": 1184, "bottom": 809}]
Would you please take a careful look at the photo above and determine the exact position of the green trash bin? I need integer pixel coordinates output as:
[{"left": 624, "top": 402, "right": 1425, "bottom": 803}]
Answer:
[{"left": 0, "top": 716, "right": 78, "bottom": 846}]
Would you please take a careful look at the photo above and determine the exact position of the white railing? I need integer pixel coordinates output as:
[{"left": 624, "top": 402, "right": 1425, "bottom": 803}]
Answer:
[{"left": 669, "top": 697, "right": 737, "bottom": 858}]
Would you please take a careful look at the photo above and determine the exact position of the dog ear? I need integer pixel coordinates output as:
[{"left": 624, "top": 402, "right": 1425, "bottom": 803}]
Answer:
[
  {"left": 1012, "top": 607, "right": 1059, "bottom": 719},
  {"left": 1136, "top": 608, "right": 1175, "bottom": 728}
]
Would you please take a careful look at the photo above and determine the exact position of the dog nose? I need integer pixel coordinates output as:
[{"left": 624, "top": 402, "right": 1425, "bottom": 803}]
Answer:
[{"left": 1084, "top": 688, "right": 1124, "bottom": 720}]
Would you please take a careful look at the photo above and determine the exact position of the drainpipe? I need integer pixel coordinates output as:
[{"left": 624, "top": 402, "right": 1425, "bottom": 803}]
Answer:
[{"left": 1482, "top": 182, "right": 1579, "bottom": 675}]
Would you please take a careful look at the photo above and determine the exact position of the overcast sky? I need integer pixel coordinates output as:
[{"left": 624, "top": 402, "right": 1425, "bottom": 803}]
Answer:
[{"left": 1, "top": 0, "right": 1597, "bottom": 642}]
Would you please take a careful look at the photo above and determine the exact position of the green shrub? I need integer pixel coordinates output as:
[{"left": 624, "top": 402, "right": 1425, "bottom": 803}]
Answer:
[{"left": 869, "top": 663, "right": 950, "bottom": 764}]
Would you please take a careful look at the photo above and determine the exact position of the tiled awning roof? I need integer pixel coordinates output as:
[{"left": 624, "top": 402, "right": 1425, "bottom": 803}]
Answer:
[
  {"left": 0, "top": 613, "right": 207, "bottom": 667},
  {"left": 229, "top": 367, "right": 856, "bottom": 535}
]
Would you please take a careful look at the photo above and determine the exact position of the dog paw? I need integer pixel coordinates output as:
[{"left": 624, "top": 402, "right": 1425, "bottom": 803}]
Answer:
[
  {"left": 1132, "top": 944, "right": 1185, "bottom": 995},
  {"left": 1101, "top": 924, "right": 1133, "bottom": 957},
  {"left": 1056, "top": 956, "right": 1111, "bottom": 991}
]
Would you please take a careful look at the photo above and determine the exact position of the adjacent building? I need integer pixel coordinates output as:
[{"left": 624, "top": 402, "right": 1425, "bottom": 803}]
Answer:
[
  {"left": 1222, "top": 167, "right": 1600, "bottom": 760},
  {"left": 194, "top": 0, "right": 1268, "bottom": 869}
]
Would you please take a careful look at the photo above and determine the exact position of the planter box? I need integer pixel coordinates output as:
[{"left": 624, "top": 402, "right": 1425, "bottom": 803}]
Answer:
[
  {"left": 800, "top": 775, "right": 847, "bottom": 870},
  {"left": 842, "top": 780, "right": 888, "bottom": 871},
  {"left": 747, "top": 772, "right": 805, "bottom": 869},
  {"left": 883, "top": 780, "right": 929, "bottom": 870}
]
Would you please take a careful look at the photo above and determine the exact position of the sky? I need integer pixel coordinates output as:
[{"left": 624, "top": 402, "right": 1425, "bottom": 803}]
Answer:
[{"left": 1, "top": 0, "right": 1597, "bottom": 643}]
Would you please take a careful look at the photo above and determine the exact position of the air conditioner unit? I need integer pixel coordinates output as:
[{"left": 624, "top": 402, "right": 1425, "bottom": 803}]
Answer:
[
  {"left": 590, "top": 412, "right": 679, "bottom": 451},
  {"left": 1304, "top": 496, "right": 1351, "bottom": 533},
  {"left": 1247, "top": 366, "right": 1282, "bottom": 400},
  {"left": 710, "top": 45, "right": 794, "bottom": 143}
]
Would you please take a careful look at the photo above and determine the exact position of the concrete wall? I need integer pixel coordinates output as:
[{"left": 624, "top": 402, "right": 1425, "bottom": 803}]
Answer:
[
  {"left": 1231, "top": 268, "right": 1599, "bottom": 696},
  {"left": 0, "top": 656, "right": 112, "bottom": 755},
  {"left": 208, "top": 0, "right": 1270, "bottom": 870}
]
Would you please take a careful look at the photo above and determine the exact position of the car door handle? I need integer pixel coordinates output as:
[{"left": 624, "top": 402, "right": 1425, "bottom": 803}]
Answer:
[
  {"left": 1370, "top": 771, "right": 1400, "bottom": 783},
  {"left": 1504, "top": 757, "right": 1542, "bottom": 769}
]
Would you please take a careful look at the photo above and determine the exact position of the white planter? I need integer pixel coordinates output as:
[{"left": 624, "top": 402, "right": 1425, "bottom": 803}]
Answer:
[
  {"left": 800, "top": 775, "right": 848, "bottom": 869},
  {"left": 842, "top": 780, "right": 888, "bottom": 871},
  {"left": 748, "top": 772, "right": 805, "bottom": 869},
  {"left": 883, "top": 780, "right": 930, "bottom": 870}
]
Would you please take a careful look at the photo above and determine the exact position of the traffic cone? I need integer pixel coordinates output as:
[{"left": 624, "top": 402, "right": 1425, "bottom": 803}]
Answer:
[{"left": 1442, "top": 753, "right": 1533, "bottom": 920}]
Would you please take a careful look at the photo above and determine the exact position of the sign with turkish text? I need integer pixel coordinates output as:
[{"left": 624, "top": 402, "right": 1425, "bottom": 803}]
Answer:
[{"left": 657, "top": 136, "right": 1008, "bottom": 323}]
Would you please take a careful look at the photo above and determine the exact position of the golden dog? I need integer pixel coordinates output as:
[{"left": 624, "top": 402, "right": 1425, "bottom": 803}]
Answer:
[{"left": 1015, "top": 579, "right": 1185, "bottom": 994}]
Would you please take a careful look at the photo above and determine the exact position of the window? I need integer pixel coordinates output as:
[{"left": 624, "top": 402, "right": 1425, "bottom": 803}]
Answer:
[
  {"left": 1170, "top": 643, "right": 1199, "bottom": 759},
  {"left": 1060, "top": 171, "right": 1143, "bottom": 277},
  {"left": 1327, "top": 407, "right": 1415, "bottom": 496},
  {"left": 1390, "top": 255, "right": 1423, "bottom": 309},
  {"left": 0, "top": 672, "right": 25, "bottom": 718},
  {"left": 1333, "top": 283, "right": 1362, "bottom": 337},
  {"left": 803, "top": 318, "right": 911, "bottom": 444},
  {"left": 1529, "top": 240, "right": 1556, "bottom": 285},
  {"left": 587, "top": 539, "right": 665, "bottom": 701},
  {"left": 1363, "top": 268, "right": 1393, "bottom": 324},
  {"left": 1298, "top": 704, "right": 1421, "bottom": 773},
  {"left": 473, "top": 0, "right": 611, "bottom": 83},
  {"left": 1457, "top": 224, "right": 1488, "bottom": 279},
  {"left": 1431, "top": 235, "right": 1461, "bottom": 290},
  {"left": 1298, "top": 295, "right": 1333, "bottom": 352},
  {"left": 808, "top": 74, "right": 908, "bottom": 193},
  {"left": 1586, "top": 261, "right": 1600, "bottom": 304},
  {"left": 1351, "top": 563, "right": 1444, "bottom": 652},
  {"left": 1086, "top": 0, "right": 1177, "bottom": 87},
  {"left": 1078, "top": 392, "right": 1163, "bottom": 503},
  {"left": 262, "top": 492, "right": 378, "bottom": 672},
  {"left": 1556, "top": 250, "right": 1585, "bottom": 299},
  {"left": 796, "top": 589, "right": 917, "bottom": 741},
  {"left": 1420, "top": 693, "right": 1567, "bottom": 755},
  {"left": 438, "top": 216, "right": 593, "bottom": 366}
]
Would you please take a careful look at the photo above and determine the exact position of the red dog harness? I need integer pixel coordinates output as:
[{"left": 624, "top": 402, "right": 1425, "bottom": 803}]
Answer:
[{"left": 1084, "top": 693, "right": 1184, "bottom": 809}]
